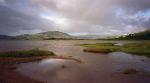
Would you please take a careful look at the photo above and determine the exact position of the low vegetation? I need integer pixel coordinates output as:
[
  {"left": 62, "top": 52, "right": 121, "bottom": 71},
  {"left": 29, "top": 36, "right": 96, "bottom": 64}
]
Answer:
[
  {"left": 0, "top": 49, "right": 55, "bottom": 57},
  {"left": 80, "top": 41, "right": 150, "bottom": 57},
  {"left": 111, "top": 29, "right": 150, "bottom": 40},
  {"left": 81, "top": 43, "right": 119, "bottom": 53}
]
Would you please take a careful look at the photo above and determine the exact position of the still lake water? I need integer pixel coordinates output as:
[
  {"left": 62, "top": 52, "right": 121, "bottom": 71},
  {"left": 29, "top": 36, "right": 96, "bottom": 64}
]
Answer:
[{"left": 0, "top": 40, "right": 150, "bottom": 83}]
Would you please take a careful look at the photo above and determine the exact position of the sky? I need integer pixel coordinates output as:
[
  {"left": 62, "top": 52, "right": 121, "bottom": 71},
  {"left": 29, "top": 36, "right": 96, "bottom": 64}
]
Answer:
[{"left": 0, "top": 0, "right": 150, "bottom": 36}]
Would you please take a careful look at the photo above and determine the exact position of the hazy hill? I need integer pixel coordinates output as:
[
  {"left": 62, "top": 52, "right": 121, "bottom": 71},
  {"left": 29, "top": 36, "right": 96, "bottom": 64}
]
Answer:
[
  {"left": 0, "top": 35, "right": 14, "bottom": 40},
  {"left": 76, "top": 35, "right": 108, "bottom": 39},
  {"left": 15, "top": 31, "right": 74, "bottom": 40}
]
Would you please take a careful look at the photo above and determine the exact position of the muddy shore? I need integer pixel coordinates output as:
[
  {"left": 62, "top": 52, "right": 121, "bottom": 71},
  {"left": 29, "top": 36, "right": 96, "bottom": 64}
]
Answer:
[
  {"left": 0, "top": 56, "right": 82, "bottom": 83},
  {"left": 0, "top": 57, "right": 46, "bottom": 83}
]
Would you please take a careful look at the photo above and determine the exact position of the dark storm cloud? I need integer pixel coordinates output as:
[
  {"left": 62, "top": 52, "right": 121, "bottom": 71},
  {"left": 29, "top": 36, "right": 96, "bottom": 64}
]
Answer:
[
  {"left": 0, "top": 0, "right": 150, "bottom": 36},
  {"left": 0, "top": 2, "right": 55, "bottom": 35},
  {"left": 29, "top": 0, "right": 150, "bottom": 35},
  {"left": 117, "top": 0, "right": 150, "bottom": 13}
]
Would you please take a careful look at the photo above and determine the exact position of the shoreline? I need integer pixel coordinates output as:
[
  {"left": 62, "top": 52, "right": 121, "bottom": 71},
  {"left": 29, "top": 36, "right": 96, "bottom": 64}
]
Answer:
[
  {"left": 0, "top": 56, "right": 48, "bottom": 83},
  {"left": 0, "top": 56, "right": 82, "bottom": 83}
]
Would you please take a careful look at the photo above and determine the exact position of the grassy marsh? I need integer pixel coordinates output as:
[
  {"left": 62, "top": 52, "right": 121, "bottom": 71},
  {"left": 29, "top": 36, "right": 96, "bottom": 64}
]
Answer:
[
  {"left": 0, "top": 49, "right": 55, "bottom": 57},
  {"left": 80, "top": 41, "right": 150, "bottom": 57}
]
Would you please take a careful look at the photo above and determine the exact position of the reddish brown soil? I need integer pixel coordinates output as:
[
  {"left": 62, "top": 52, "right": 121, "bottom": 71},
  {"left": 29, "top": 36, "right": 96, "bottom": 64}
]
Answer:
[{"left": 0, "top": 57, "right": 47, "bottom": 83}]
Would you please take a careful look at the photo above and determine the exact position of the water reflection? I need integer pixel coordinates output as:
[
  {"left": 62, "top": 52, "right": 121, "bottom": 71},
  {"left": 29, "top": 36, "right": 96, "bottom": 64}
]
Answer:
[
  {"left": 16, "top": 58, "right": 83, "bottom": 83},
  {"left": 16, "top": 52, "right": 150, "bottom": 83},
  {"left": 0, "top": 40, "right": 149, "bottom": 83},
  {"left": 108, "top": 52, "right": 150, "bottom": 72}
]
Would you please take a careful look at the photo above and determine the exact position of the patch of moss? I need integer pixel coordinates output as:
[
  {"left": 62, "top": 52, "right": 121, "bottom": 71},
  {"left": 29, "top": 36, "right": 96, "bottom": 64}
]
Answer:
[{"left": 0, "top": 49, "right": 55, "bottom": 57}]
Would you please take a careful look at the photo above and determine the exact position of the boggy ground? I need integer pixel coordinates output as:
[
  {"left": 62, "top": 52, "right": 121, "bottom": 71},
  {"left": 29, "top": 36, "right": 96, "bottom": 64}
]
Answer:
[
  {"left": 0, "top": 49, "right": 81, "bottom": 83},
  {"left": 0, "top": 40, "right": 150, "bottom": 83},
  {"left": 80, "top": 41, "right": 150, "bottom": 57}
]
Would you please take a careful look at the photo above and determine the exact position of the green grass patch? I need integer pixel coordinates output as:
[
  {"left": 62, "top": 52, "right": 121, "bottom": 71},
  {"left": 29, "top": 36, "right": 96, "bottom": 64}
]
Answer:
[
  {"left": 80, "top": 43, "right": 120, "bottom": 53},
  {"left": 80, "top": 41, "right": 150, "bottom": 57},
  {"left": 0, "top": 49, "right": 56, "bottom": 57}
]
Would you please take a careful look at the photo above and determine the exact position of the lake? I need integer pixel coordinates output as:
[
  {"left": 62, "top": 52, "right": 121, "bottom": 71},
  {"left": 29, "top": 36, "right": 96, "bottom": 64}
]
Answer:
[{"left": 0, "top": 40, "right": 150, "bottom": 83}]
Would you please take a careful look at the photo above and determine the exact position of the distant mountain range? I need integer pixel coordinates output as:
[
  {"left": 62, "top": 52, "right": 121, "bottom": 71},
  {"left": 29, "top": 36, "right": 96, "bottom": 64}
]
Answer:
[
  {"left": 115, "top": 29, "right": 150, "bottom": 40},
  {"left": 0, "top": 30, "right": 149, "bottom": 40},
  {"left": 0, "top": 31, "right": 109, "bottom": 40}
]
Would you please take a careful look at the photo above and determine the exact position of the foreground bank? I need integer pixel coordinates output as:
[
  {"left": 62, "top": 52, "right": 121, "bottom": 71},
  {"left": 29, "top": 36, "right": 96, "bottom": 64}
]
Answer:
[{"left": 0, "top": 49, "right": 56, "bottom": 83}]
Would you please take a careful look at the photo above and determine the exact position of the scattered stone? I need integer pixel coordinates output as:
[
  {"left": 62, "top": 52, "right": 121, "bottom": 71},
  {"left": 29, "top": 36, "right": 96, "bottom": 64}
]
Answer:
[
  {"left": 141, "top": 59, "right": 145, "bottom": 62},
  {"left": 123, "top": 69, "right": 138, "bottom": 74},
  {"left": 10, "top": 66, "right": 17, "bottom": 70},
  {"left": 68, "top": 56, "right": 73, "bottom": 57},
  {"left": 61, "top": 65, "right": 66, "bottom": 69}
]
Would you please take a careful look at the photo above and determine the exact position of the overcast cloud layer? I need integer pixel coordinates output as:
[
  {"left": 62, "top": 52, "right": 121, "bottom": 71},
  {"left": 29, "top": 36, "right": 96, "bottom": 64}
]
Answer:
[{"left": 0, "top": 0, "right": 150, "bottom": 36}]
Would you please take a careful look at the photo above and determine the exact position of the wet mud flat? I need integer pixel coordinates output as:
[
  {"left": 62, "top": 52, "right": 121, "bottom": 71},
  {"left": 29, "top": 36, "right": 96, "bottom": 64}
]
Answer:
[
  {"left": 0, "top": 56, "right": 81, "bottom": 83},
  {"left": 0, "top": 57, "right": 45, "bottom": 83}
]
